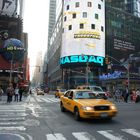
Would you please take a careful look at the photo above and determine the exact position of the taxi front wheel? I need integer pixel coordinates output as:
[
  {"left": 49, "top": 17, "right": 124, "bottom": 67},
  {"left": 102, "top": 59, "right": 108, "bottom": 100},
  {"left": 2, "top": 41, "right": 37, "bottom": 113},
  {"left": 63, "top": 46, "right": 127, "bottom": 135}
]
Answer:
[
  {"left": 74, "top": 108, "right": 81, "bottom": 121},
  {"left": 60, "top": 102, "right": 65, "bottom": 112}
]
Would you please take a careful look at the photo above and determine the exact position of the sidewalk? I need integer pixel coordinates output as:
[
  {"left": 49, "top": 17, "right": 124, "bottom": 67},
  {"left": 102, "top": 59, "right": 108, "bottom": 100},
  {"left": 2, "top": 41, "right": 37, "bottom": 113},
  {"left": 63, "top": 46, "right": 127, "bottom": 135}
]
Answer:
[
  {"left": 108, "top": 97, "right": 136, "bottom": 104},
  {"left": 0, "top": 95, "right": 30, "bottom": 105}
]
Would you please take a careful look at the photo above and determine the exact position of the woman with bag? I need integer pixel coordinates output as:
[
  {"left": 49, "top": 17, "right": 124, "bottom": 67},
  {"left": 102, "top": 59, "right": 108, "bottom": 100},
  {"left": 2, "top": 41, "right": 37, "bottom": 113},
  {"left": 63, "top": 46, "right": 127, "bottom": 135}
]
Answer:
[{"left": 6, "top": 83, "right": 14, "bottom": 103}]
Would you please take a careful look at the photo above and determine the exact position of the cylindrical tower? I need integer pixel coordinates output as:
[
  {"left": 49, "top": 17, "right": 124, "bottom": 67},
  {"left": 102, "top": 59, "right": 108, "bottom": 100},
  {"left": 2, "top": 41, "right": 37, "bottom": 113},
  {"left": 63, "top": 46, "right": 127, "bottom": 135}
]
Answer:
[{"left": 61, "top": 0, "right": 105, "bottom": 66}]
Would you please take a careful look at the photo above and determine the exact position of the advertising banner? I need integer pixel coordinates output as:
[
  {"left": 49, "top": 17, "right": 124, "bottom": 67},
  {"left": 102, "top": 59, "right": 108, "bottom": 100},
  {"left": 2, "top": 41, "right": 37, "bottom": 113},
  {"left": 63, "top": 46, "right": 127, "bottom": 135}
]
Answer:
[
  {"left": 61, "top": 0, "right": 105, "bottom": 66},
  {"left": 0, "top": 0, "right": 18, "bottom": 17}
]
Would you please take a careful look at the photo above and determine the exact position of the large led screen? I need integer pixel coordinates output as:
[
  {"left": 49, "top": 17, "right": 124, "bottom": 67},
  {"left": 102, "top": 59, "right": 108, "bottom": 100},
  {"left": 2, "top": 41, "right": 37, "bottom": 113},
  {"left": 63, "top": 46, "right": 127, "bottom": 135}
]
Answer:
[
  {"left": 60, "top": 0, "right": 105, "bottom": 66},
  {"left": 0, "top": 0, "right": 18, "bottom": 17}
]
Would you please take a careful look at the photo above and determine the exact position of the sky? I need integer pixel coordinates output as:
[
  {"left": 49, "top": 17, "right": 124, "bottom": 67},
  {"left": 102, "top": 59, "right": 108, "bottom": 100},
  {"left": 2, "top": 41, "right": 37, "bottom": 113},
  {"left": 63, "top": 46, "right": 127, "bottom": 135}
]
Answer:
[{"left": 23, "top": 0, "right": 49, "bottom": 65}]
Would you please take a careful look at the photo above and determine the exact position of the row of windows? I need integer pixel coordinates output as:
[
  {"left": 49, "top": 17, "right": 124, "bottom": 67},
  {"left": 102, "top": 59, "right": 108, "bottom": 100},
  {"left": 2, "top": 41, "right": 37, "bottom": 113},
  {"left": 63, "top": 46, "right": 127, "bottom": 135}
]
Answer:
[
  {"left": 63, "top": 24, "right": 104, "bottom": 32},
  {"left": 66, "top": 0, "right": 103, "bottom": 10},
  {"left": 64, "top": 13, "right": 99, "bottom": 21}
]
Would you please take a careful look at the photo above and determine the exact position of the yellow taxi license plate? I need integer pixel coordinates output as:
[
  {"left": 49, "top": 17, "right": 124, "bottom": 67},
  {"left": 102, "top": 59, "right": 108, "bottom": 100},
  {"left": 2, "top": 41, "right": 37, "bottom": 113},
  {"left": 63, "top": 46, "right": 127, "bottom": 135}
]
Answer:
[{"left": 100, "top": 113, "right": 108, "bottom": 117}]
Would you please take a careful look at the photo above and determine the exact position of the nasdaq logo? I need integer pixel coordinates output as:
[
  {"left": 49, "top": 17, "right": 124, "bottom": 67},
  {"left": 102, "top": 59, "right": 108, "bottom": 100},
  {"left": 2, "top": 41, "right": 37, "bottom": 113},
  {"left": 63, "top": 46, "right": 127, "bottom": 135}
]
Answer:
[{"left": 60, "top": 55, "right": 104, "bottom": 66}]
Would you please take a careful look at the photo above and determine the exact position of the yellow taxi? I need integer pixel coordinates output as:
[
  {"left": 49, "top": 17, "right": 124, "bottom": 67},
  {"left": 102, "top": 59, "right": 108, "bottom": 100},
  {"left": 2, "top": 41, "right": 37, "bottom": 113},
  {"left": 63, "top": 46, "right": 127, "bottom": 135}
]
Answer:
[
  {"left": 55, "top": 89, "right": 66, "bottom": 98},
  {"left": 60, "top": 89, "right": 118, "bottom": 121}
]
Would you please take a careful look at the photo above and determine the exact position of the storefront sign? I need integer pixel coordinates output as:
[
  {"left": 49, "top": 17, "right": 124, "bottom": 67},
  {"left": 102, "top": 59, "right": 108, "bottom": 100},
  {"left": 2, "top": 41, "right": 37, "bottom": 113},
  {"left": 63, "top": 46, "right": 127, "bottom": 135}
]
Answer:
[
  {"left": 99, "top": 71, "right": 122, "bottom": 80},
  {"left": 60, "top": 55, "right": 104, "bottom": 66}
]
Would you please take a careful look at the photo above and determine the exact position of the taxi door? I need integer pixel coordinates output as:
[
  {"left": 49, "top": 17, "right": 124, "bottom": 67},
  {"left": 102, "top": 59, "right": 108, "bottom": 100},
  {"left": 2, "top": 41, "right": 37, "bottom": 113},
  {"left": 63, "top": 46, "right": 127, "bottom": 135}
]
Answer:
[
  {"left": 62, "top": 91, "right": 71, "bottom": 110},
  {"left": 66, "top": 91, "right": 75, "bottom": 112}
]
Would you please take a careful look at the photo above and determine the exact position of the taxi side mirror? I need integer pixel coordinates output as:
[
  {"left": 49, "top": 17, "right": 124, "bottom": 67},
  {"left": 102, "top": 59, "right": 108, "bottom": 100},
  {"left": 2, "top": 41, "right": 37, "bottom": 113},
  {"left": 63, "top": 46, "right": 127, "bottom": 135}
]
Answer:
[{"left": 68, "top": 96, "right": 72, "bottom": 99}]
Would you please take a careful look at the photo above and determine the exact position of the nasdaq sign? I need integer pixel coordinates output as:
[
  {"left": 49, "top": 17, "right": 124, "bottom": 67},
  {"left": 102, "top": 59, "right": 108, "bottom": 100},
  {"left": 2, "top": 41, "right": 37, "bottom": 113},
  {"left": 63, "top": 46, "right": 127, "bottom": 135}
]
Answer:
[{"left": 60, "top": 55, "right": 104, "bottom": 66}]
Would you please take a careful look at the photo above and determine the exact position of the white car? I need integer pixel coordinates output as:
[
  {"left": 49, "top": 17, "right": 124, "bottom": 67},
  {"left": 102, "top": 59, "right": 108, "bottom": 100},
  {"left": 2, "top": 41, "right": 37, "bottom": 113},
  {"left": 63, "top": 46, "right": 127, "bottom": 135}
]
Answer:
[{"left": 77, "top": 85, "right": 107, "bottom": 99}]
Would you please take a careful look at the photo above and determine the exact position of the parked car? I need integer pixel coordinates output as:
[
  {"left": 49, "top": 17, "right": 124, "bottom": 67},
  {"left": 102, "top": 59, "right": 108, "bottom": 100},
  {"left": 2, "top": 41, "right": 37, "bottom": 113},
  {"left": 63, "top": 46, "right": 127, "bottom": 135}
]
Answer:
[
  {"left": 36, "top": 89, "right": 44, "bottom": 95},
  {"left": 76, "top": 85, "right": 108, "bottom": 99},
  {"left": 55, "top": 89, "right": 66, "bottom": 98},
  {"left": 60, "top": 89, "right": 118, "bottom": 121}
]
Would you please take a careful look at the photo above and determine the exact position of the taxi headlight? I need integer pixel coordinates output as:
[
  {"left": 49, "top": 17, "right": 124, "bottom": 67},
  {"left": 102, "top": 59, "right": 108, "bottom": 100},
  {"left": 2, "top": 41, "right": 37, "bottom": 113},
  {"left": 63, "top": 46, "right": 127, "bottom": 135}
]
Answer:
[
  {"left": 81, "top": 106, "right": 94, "bottom": 111},
  {"left": 110, "top": 105, "right": 116, "bottom": 110}
]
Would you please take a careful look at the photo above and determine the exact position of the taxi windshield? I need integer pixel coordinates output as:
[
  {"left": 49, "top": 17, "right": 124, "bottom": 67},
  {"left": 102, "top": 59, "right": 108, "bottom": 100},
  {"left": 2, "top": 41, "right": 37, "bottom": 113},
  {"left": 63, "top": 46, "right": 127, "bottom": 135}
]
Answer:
[
  {"left": 59, "top": 89, "right": 66, "bottom": 92},
  {"left": 75, "top": 91, "right": 101, "bottom": 99},
  {"left": 90, "top": 87, "right": 103, "bottom": 92}
]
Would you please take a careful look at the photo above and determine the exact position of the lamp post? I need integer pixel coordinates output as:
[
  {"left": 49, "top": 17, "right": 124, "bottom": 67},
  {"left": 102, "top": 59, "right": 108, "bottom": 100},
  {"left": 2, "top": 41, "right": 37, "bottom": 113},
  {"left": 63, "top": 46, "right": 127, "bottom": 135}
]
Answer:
[{"left": 9, "top": 52, "right": 14, "bottom": 83}]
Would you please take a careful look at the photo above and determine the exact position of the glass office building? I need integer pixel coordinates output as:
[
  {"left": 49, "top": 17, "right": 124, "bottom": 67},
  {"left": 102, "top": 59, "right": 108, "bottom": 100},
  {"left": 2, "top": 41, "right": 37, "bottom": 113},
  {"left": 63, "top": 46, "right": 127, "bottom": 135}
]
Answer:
[{"left": 100, "top": 4, "right": 140, "bottom": 91}]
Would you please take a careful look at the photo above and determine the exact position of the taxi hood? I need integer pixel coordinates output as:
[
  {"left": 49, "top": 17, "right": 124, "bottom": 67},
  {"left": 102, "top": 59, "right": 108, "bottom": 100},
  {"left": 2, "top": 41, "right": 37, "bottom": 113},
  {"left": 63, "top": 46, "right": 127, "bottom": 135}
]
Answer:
[{"left": 75, "top": 99, "right": 113, "bottom": 106}]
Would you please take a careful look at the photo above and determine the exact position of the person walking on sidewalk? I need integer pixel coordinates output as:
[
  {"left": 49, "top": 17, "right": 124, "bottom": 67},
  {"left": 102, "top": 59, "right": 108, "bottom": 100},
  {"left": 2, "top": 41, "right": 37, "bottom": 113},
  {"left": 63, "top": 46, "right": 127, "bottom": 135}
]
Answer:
[
  {"left": 114, "top": 88, "right": 122, "bottom": 102},
  {"left": 6, "top": 83, "right": 14, "bottom": 103},
  {"left": 19, "top": 86, "right": 24, "bottom": 101},
  {"left": 0, "top": 86, "right": 4, "bottom": 101},
  {"left": 123, "top": 86, "right": 129, "bottom": 103},
  {"left": 14, "top": 85, "right": 19, "bottom": 102}
]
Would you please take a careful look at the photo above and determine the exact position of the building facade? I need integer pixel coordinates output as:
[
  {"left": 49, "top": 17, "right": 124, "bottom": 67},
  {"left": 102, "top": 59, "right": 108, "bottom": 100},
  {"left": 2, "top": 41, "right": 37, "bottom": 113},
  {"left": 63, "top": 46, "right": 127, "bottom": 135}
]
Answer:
[{"left": 0, "top": 0, "right": 28, "bottom": 90}]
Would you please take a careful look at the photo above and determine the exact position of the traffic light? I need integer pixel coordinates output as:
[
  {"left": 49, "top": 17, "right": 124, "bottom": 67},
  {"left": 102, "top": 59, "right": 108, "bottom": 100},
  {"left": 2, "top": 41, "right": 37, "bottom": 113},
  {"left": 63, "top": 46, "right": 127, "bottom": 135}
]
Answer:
[{"left": 105, "top": 56, "right": 109, "bottom": 64}]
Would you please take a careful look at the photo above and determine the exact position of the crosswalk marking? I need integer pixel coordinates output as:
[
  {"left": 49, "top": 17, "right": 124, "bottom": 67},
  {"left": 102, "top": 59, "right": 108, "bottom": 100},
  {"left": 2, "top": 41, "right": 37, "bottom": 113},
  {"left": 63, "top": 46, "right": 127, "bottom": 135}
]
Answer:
[
  {"left": 0, "top": 122, "right": 22, "bottom": 125},
  {"left": 0, "top": 113, "right": 27, "bottom": 117},
  {"left": 0, "top": 104, "right": 26, "bottom": 131},
  {"left": 46, "top": 133, "right": 67, "bottom": 140},
  {"left": 97, "top": 130, "right": 125, "bottom": 140},
  {"left": 0, "top": 126, "right": 26, "bottom": 131},
  {"left": 40, "top": 98, "right": 51, "bottom": 102},
  {"left": 30, "top": 97, "right": 59, "bottom": 103},
  {"left": 72, "top": 132, "right": 96, "bottom": 140},
  {"left": 46, "top": 129, "right": 140, "bottom": 140},
  {"left": 122, "top": 128, "right": 140, "bottom": 138},
  {"left": 0, "top": 117, "right": 25, "bottom": 121}
]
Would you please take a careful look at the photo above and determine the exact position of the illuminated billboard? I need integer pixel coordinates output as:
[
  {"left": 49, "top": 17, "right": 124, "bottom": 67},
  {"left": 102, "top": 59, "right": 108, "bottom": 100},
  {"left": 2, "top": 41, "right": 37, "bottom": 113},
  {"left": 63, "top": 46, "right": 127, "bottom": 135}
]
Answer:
[
  {"left": 0, "top": 0, "right": 18, "bottom": 17},
  {"left": 60, "top": 0, "right": 105, "bottom": 66}
]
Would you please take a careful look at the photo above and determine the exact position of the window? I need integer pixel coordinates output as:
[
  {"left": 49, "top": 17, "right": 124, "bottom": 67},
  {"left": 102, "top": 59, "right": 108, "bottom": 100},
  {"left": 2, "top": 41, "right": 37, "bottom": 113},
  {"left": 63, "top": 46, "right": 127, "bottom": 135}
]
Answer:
[
  {"left": 64, "top": 16, "right": 67, "bottom": 21},
  {"left": 95, "top": 14, "right": 99, "bottom": 19},
  {"left": 98, "top": 4, "right": 101, "bottom": 9},
  {"left": 83, "top": 12, "right": 87, "bottom": 18},
  {"left": 75, "top": 2, "right": 79, "bottom": 7},
  {"left": 72, "top": 13, "right": 76, "bottom": 18},
  {"left": 67, "top": 5, "right": 69, "bottom": 10},
  {"left": 80, "top": 23, "right": 84, "bottom": 29},
  {"left": 101, "top": 26, "right": 104, "bottom": 32},
  {"left": 68, "top": 25, "right": 72, "bottom": 30},
  {"left": 87, "top": 2, "right": 92, "bottom": 7},
  {"left": 91, "top": 24, "right": 95, "bottom": 29}
]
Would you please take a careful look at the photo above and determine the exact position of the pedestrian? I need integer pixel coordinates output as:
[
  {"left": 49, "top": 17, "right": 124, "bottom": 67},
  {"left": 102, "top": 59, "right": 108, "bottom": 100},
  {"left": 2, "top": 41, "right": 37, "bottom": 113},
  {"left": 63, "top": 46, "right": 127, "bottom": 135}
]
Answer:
[
  {"left": 19, "top": 86, "right": 23, "bottom": 101},
  {"left": 135, "top": 89, "right": 140, "bottom": 103},
  {"left": 123, "top": 86, "right": 129, "bottom": 103},
  {"left": 14, "top": 85, "right": 19, "bottom": 102},
  {"left": 6, "top": 83, "right": 14, "bottom": 103},
  {"left": 0, "top": 86, "right": 4, "bottom": 101},
  {"left": 114, "top": 88, "right": 122, "bottom": 102}
]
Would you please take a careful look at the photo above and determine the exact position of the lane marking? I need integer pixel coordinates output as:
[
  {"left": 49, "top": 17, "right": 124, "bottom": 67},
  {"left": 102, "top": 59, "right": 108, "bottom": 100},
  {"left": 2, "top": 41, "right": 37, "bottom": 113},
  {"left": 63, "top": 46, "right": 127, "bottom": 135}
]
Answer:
[
  {"left": 98, "top": 130, "right": 125, "bottom": 140},
  {"left": 46, "top": 133, "right": 66, "bottom": 140},
  {"left": 122, "top": 129, "right": 140, "bottom": 138},
  {"left": 72, "top": 132, "right": 96, "bottom": 140}
]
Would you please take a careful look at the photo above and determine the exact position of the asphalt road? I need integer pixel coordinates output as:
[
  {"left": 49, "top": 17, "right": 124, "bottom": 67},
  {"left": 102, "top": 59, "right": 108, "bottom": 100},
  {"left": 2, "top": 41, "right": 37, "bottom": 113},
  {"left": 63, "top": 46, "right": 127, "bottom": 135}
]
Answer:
[{"left": 0, "top": 94, "right": 140, "bottom": 140}]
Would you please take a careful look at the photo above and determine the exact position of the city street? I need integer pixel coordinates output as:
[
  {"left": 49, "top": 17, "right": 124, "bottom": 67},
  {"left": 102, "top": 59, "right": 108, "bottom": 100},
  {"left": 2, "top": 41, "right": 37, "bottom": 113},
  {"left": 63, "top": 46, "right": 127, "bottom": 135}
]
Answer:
[{"left": 0, "top": 93, "right": 140, "bottom": 140}]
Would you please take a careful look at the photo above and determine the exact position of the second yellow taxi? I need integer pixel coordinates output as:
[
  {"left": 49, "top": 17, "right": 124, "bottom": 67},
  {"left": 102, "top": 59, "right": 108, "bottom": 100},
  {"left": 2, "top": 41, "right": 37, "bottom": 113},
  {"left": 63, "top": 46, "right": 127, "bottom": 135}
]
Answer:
[{"left": 60, "top": 89, "right": 118, "bottom": 121}]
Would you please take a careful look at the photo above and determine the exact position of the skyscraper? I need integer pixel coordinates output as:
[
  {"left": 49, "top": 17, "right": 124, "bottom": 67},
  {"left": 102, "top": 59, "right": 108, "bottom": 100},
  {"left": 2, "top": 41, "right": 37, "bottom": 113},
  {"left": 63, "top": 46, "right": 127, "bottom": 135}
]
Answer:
[
  {"left": 106, "top": 0, "right": 140, "bottom": 17},
  {"left": 48, "top": 0, "right": 57, "bottom": 49}
]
